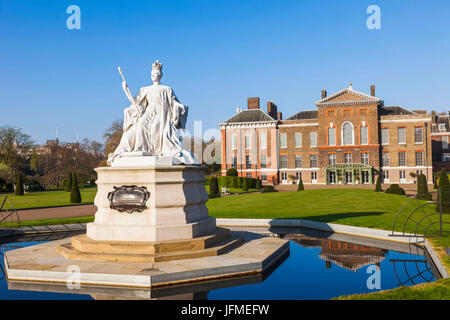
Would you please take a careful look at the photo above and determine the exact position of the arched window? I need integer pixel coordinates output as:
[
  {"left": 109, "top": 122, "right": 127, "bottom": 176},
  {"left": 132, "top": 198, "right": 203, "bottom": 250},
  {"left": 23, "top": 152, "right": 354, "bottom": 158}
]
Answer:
[{"left": 342, "top": 122, "right": 354, "bottom": 146}]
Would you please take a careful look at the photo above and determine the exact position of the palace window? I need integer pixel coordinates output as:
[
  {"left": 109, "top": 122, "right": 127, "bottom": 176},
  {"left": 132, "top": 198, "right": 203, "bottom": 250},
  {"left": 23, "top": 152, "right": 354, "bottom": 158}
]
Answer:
[
  {"left": 246, "top": 173, "right": 252, "bottom": 178},
  {"left": 260, "top": 132, "right": 267, "bottom": 150},
  {"left": 310, "top": 132, "right": 317, "bottom": 147},
  {"left": 245, "top": 155, "right": 251, "bottom": 169},
  {"left": 344, "top": 153, "right": 353, "bottom": 164},
  {"left": 261, "top": 174, "right": 267, "bottom": 182},
  {"left": 361, "top": 153, "right": 369, "bottom": 165},
  {"left": 260, "top": 155, "right": 267, "bottom": 169},
  {"left": 328, "top": 153, "right": 336, "bottom": 166},
  {"left": 232, "top": 156, "right": 237, "bottom": 169},
  {"left": 415, "top": 127, "right": 423, "bottom": 144},
  {"left": 382, "top": 170, "right": 390, "bottom": 181},
  {"left": 231, "top": 134, "right": 237, "bottom": 150},
  {"left": 310, "top": 154, "right": 318, "bottom": 168},
  {"left": 415, "top": 151, "right": 424, "bottom": 166},
  {"left": 439, "top": 124, "right": 446, "bottom": 132},
  {"left": 381, "top": 128, "right": 389, "bottom": 145},
  {"left": 280, "top": 133, "right": 287, "bottom": 148},
  {"left": 328, "top": 127, "right": 336, "bottom": 146},
  {"left": 382, "top": 153, "right": 390, "bottom": 166},
  {"left": 295, "top": 133, "right": 302, "bottom": 148},
  {"left": 311, "top": 172, "right": 318, "bottom": 182},
  {"left": 398, "top": 128, "right": 406, "bottom": 144},
  {"left": 442, "top": 136, "right": 449, "bottom": 150},
  {"left": 342, "top": 122, "right": 354, "bottom": 145},
  {"left": 245, "top": 134, "right": 251, "bottom": 150},
  {"left": 398, "top": 152, "right": 406, "bottom": 166},
  {"left": 360, "top": 126, "right": 368, "bottom": 145},
  {"left": 400, "top": 170, "right": 406, "bottom": 180},
  {"left": 296, "top": 172, "right": 302, "bottom": 180},
  {"left": 280, "top": 155, "right": 288, "bottom": 169},
  {"left": 295, "top": 154, "right": 302, "bottom": 168}
]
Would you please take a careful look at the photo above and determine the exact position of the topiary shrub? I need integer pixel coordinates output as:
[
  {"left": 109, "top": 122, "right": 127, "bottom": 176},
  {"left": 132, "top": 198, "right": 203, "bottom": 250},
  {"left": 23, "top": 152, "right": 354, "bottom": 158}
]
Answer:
[
  {"left": 261, "top": 185, "right": 277, "bottom": 193},
  {"left": 238, "top": 177, "right": 244, "bottom": 188},
  {"left": 209, "top": 176, "right": 220, "bottom": 198},
  {"left": 226, "top": 168, "right": 238, "bottom": 177},
  {"left": 255, "top": 178, "right": 262, "bottom": 190},
  {"left": 297, "top": 177, "right": 304, "bottom": 191},
  {"left": 70, "top": 172, "right": 82, "bottom": 203},
  {"left": 15, "top": 173, "right": 24, "bottom": 196},
  {"left": 375, "top": 176, "right": 382, "bottom": 192},
  {"left": 385, "top": 184, "right": 406, "bottom": 196},
  {"left": 416, "top": 174, "right": 432, "bottom": 200},
  {"left": 437, "top": 169, "right": 450, "bottom": 213},
  {"left": 65, "top": 172, "right": 73, "bottom": 192},
  {"left": 232, "top": 176, "right": 238, "bottom": 188},
  {"left": 242, "top": 178, "right": 249, "bottom": 192}
]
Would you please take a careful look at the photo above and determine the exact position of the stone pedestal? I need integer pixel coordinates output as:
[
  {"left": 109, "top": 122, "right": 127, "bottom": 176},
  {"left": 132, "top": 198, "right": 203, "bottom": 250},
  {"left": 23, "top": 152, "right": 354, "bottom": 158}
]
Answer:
[{"left": 87, "top": 165, "right": 216, "bottom": 242}]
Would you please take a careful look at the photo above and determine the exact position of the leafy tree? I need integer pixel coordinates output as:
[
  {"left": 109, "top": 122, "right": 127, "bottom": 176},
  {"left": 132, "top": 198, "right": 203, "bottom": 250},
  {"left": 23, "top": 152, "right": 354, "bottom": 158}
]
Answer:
[
  {"left": 437, "top": 169, "right": 450, "bottom": 214},
  {"left": 0, "top": 127, "right": 34, "bottom": 176},
  {"left": 375, "top": 176, "right": 382, "bottom": 192},
  {"left": 102, "top": 119, "right": 123, "bottom": 158},
  {"left": 416, "top": 174, "right": 431, "bottom": 200},
  {"left": 70, "top": 172, "right": 82, "bottom": 203},
  {"left": 242, "top": 178, "right": 249, "bottom": 192},
  {"left": 226, "top": 168, "right": 238, "bottom": 177},
  {"left": 209, "top": 176, "right": 219, "bottom": 198},
  {"left": 66, "top": 172, "right": 73, "bottom": 192},
  {"left": 297, "top": 177, "right": 304, "bottom": 191},
  {"left": 15, "top": 172, "right": 24, "bottom": 195}
]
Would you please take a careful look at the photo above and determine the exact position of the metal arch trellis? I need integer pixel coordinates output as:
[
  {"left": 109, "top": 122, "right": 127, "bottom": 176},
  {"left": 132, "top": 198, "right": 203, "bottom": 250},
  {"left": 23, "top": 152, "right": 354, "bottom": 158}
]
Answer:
[
  {"left": 391, "top": 189, "right": 450, "bottom": 243},
  {"left": 0, "top": 196, "right": 22, "bottom": 229},
  {"left": 390, "top": 258, "right": 435, "bottom": 286}
]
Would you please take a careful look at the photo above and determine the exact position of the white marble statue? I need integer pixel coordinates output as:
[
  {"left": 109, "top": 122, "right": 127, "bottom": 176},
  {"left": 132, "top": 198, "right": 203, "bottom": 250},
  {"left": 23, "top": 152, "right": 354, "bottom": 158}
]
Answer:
[{"left": 107, "top": 60, "right": 195, "bottom": 166}]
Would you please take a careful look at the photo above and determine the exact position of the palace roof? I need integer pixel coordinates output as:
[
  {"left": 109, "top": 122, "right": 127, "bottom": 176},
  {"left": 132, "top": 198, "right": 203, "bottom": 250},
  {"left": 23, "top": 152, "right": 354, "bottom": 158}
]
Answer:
[
  {"left": 223, "top": 109, "right": 276, "bottom": 124},
  {"left": 286, "top": 110, "right": 318, "bottom": 121}
]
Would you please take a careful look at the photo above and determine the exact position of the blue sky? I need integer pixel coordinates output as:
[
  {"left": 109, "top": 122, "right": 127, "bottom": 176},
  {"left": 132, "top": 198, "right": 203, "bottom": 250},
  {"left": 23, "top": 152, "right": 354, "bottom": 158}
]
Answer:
[{"left": 1, "top": 0, "right": 449, "bottom": 145}]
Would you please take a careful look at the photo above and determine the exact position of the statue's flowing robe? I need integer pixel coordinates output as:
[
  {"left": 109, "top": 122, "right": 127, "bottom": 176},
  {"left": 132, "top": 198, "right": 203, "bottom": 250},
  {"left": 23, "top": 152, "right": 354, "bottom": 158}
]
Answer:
[{"left": 108, "top": 84, "right": 195, "bottom": 165}]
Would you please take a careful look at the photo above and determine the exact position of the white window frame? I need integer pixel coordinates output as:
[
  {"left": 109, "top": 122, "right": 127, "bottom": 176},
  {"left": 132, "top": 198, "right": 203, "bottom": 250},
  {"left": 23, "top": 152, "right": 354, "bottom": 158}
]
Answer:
[
  {"left": 310, "top": 132, "right": 317, "bottom": 148},
  {"left": 360, "top": 126, "right": 368, "bottom": 145},
  {"left": 398, "top": 152, "right": 406, "bottom": 167},
  {"left": 295, "top": 154, "right": 302, "bottom": 168},
  {"left": 341, "top": 122, "right": 355, "bottom": 146},
  {"left": 382, "top": 152, "right": 390, "bottom": 167},
  {"left": 245, "top": 133, "right": 251, "bottom": 150},
  {"left": 439, "top": 124, "right": 446, "bottom": 132},
  {"left": 260, "top": 132, "right": 267, "bottom": 150},
  {"left": 328, "top": 127, "right": 336, "bottom": 146},
  {"left": 415, "top": 127, "right": 423, "bottom": 144},
  {"left": 398, "top": 127, "right": 406, "bottom": 145},
  {"left": 295, "top": 132, "right": 302, "bottom": 148},
  {"left": 381, "top": 128, "right": 389, "bottom": 145},
  {"left": 280, "top": 133, "right": 287, "bottom": 149},
  {"left": 361, "top": 153, "right": 369, "bottom": 165},
  {"left": 442, "top": 136, "right": 449, "bottom": 150}
]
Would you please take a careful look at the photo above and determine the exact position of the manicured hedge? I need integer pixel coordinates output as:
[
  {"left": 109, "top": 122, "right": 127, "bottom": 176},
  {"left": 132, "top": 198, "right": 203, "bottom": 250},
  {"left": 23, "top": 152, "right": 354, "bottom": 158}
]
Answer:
[{"left": 385, "top": 184, "right": 406, "bottom": 196}]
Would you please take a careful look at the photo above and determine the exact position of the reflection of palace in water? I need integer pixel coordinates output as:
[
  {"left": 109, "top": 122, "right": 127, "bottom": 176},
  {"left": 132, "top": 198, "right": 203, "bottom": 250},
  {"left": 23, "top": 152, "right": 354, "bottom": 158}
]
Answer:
[{"left": 286, "top": 234, "right": 387, "bottom": 272}]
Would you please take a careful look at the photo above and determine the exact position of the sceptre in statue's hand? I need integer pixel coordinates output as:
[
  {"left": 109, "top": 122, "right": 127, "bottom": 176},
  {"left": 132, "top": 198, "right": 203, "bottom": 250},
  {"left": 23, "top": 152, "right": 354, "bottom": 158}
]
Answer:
[{"left": 118, "top": 66, "right": 143, "bottom": 115}]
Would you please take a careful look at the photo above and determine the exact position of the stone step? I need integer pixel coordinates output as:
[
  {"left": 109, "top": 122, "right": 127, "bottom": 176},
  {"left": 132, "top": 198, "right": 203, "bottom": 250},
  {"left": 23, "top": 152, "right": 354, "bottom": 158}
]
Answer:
[
  {"left": 71, "top": 227, "right": 230, "bottom": 255},
  {"left": 56, "top": 234, "right": 243, "bottom": 263}
]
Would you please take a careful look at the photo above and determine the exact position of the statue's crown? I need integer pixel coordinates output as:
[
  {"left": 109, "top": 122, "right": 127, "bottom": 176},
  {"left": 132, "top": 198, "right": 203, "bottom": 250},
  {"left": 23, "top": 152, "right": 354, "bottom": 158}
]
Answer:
[{"left": 152, "top": 60, "right": 163, "bottom": 71}]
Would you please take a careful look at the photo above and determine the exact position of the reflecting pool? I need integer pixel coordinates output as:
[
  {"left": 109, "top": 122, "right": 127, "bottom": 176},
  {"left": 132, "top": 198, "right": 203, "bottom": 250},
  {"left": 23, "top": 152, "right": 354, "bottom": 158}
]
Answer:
[{"left": 0, "top": 228, "right": 439, "bottom": 300}]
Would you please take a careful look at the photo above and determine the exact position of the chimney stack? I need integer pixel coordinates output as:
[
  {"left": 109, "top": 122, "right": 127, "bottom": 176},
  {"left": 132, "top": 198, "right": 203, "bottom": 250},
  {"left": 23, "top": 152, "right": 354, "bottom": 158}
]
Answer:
[
  {"left": 321, "top": 90, "right": 327, "bottom": 99},
  {"left": 247, "top": 97, "right": 260, "bottom": 110},
  {"left": 267, "top": 101, "right": 278, "bottom": 119},
  {"left": 277, "top": 112, "right": 282, "bottom": 120},
  {"left": 370, "top": 85, "right": 376, "bottom": 97}
]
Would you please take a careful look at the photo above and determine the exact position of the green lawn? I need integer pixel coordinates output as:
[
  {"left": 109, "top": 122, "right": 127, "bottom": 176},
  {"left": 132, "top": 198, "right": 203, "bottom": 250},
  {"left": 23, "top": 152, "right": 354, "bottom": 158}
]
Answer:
[
  {"left": 204, "top": 185, "right": 260, "bottom": 195},
  {"left": 0, "top": 188, "right": 97, "bottom": 210},
  {"left": 207, "top": 189, "right": 436, "bottom": 233}
]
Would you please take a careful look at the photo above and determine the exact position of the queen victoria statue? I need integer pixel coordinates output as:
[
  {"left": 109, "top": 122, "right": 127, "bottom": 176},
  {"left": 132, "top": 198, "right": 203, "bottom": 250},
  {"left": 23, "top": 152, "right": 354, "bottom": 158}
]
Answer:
[{"left": 107, "top": 60, "right": 196, "bottom": 166}]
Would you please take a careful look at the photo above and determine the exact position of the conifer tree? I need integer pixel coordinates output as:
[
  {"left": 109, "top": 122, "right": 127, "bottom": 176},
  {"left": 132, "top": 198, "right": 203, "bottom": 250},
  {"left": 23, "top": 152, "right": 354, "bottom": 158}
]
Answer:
[
  {"left": 375, "top": 176, "right": 382, "bottom": 192},
  {"left": 242, "top": 178, "right": 248, "bottom": 192},
  {"left": 70, "top": 172, "right": 82, "bottom": 203},
  {"left": 437, "top": 169, "right": 450, "bottom": 213},
  {"left": 297, "top": 177, "right": 304, "bottom": 191},
  {"left": 416, "top": 174, "right": 431, "bottom": 200},
  {"left": 209, "top": 176, "right": 219, "bottom": 198},
  {"left": 15, "top": 173, "right": 24, "bottom": 196}
]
